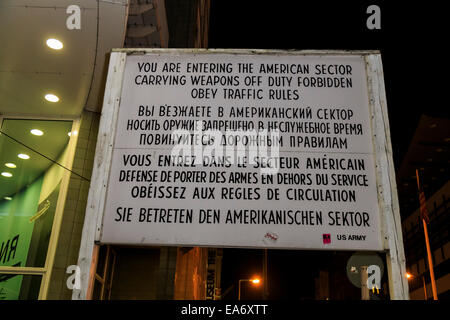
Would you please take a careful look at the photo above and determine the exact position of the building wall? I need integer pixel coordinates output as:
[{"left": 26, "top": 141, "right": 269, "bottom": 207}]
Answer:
[
  {"left": 156, "top": 246, "right": 178, "bottom": 299},
  {"left": 110, "top": 247, "right": 160, "bottom": 300},
  {"left": 402, "top": 181, "right": 450, "bottom": 299},
  {"left": 166, "top": 0, "right": 210, "bottom": 48},
  {"left": 47, "top": 110, "right": 100, "bottom": 299},
  {"left": 174, "top": 247, "right": 208, "bottom": 300}
]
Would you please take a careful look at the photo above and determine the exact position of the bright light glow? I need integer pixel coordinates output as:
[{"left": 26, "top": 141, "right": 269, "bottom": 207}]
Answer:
[
  {"left": 31, "top": 129, "right": 44, "bottom": 136},
  {"left": 18, "top": 153, "right": 30, "bottom": 160},
  {"left": 251, "top": 279, "right": 261, "bottom": 284},
  {"left": 4, "top": 197, "right": 12, "bottom": 201},
  {"left": 68, "top": 130, "right": 78, "bottom": 137},
  {"left": 46, "top": 38, "right": 63, "bottom": 50},
  {"left": 406, "top": 273, "right": 413, "bottom": 279},
  {"left": 45, "top": 94, "right": 59, "bottom": 102},
  {"left": 5, "top": 163, "right": 16, "bottom": 168},
  {"left": 1, "top": 172, "right": 13, "bottom": 178}
]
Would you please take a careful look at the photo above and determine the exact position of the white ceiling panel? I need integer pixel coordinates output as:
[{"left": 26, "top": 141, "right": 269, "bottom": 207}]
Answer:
[
  {"left": 0, "top": 72, "right": 91, "bottom": 116},
  {"left": 0, "top": 6, "right": 97, "bottom": 74},
  {"left": 0, "top": 0, "right": 129, "bottom": 117},
  {"left": 0, "top": 1, "right": 97, "bottom": 9}
]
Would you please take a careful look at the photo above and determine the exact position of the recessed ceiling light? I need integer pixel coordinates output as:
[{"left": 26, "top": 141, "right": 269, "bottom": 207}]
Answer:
[
  {"left": 46, "top": 38, "right": 63, "bottom": 50},
  {"left": 1, "top": 172, "right": 13, "bottom": 177},
  {"left": 31, "top": 129, "right": 44, "bottom": 136},
  {"left": 4, "top": 196, "right": 12, "bottom": 201},
  {"left": 18, "top": 153, "right": 30, "bottom": 160},
  {"left": 5, "top": 163, "right": 16, "bottom": 168},
  {"left": 45, "top": 93, "right": 59, "bottom": 102}
]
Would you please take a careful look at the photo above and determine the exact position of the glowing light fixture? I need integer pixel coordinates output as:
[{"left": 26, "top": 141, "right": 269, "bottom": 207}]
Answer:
[
  {"left": 46, "top": 38, "right": 63, "bottom": 50},
  {"left": 31, "top": 129, "right": 44, "bottom": 136},
  {"left": 5, "top": 163, "right": 16, "bottom": 168},
  {"left": 1, "top": 172, "right": 12, "bottom": 178},
  {"left": 238, "top": 278, "right": 262, "bottom": 300},
  {"left": 18, "top": 153, "right": 30, "bottom": 160},
  {"left": 406, "top": 273, "right": 413, "bottom": 279},
  {"left": 45, "top": 94, "right": 59, "bottom": 103}
]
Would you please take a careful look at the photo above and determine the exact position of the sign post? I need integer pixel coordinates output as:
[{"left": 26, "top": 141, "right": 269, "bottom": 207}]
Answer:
[{"left": 73, "top": 49, "right": 408, "bottom": 299}]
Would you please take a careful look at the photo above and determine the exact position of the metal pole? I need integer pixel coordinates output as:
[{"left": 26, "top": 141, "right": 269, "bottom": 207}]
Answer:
[
  {"left": 263, "top": 249, "right": 268, "bottom": 299},
  {"left": 422, "top": 219, "right": 438, "bottom": 300},
  {"left": 360, "top": 266, "right": 369, "bottom": 300},
  {"left": 238, "top": 280, "right": 243, "bottom": 300},
  {"left": 416, "top": 170, "right": 438, "bottom": 300},
  {"left": 214, "top": 249, "right": 223, "bottom": 300},
  {"left": 422, "top": 275, "right": 427, "bottom": 300}
]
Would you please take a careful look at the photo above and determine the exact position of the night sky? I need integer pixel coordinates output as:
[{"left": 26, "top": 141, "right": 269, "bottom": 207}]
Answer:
[
  {"left": 208, "top": 0, "right": 448, "bottom": 299},
  {"left": 209, "top": 0, "right": 449, "bottom": 169}
]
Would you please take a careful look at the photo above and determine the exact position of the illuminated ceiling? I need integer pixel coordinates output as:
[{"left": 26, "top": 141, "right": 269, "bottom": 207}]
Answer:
[
  {"left": 0, "top": 119, "right": 73, "bottom": 199},
  {"left": 0, "top": 0, "right": 129, "bottom": 117}
]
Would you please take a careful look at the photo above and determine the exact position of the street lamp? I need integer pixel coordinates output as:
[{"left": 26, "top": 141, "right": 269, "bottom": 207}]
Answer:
[{"left": 238, "top": 278, "right": 261, "bottom": 300}]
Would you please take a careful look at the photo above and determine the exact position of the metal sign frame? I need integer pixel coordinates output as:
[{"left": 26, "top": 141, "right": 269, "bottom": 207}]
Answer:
[{"left": 73, "top": 49, "right": 409, "bottom": 300}]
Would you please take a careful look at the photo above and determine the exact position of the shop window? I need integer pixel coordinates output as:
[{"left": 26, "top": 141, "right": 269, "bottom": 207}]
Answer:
[
  {"left": 0, "top": 274, "right": 42, "bottom": 300},
  {"left": 0, "top": 118, "right": 74, "bottom": 299}
]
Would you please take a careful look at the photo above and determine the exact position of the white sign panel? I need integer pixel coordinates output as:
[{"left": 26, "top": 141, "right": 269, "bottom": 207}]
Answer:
[{"left": 98, "top": 51, "right": 383, "bottom": 250}]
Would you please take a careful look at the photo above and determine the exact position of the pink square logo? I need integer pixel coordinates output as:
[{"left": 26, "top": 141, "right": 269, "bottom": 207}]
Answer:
[{"left": 323, "top": 234, "right": 331, "bottom": 244}]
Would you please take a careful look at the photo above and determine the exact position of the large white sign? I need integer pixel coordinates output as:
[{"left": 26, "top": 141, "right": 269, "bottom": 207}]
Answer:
[{"left": 98, "top": 51, "right": 383, "bottom": 250}]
